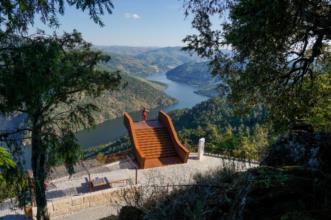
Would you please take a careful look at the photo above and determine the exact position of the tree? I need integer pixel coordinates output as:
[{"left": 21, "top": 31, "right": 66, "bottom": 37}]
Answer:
[
  {"left": 0, "top": 0, "right": 114, "bottom": 32},
  {"left": 0, "top": 146, "right": 28, "bottom": 205},
  {"left": 0, "top": 31, "right": 121, "bottom": 219},
  {"left": 0, "top": 147, "right": 16, "bottom": 184},
  {"left": 183, "top": 0, "right": 331, "bottom": 129}
]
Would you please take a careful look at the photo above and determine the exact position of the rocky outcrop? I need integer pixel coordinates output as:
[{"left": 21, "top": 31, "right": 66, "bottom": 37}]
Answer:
[{"left": 261, "top": 127, "right": 331, "bottom": 174}]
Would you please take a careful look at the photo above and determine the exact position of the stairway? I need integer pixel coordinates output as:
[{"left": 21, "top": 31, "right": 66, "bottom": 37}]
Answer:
[
  {"left": 135, "top": 126, "right": 181, "bottom": 168},
  {"left": 124, "top": 111, "right": 190, "bottom": 169}
]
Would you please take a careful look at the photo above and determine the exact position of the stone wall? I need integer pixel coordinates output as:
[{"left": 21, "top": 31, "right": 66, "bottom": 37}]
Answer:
[{"left": 33, "top": 187, "right": 129, "bottom": 219}]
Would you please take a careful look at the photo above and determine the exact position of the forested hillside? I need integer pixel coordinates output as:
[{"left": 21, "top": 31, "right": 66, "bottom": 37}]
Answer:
[
  {"left": 166, "top": 62, "right": 215, "bottom": 86},
  {"left": 101, "top": 53, "right": 160, "bottom": 77},
  {"left": 166, "top": 62, "right": 228, "bottom": 97},
  {"left": 171, "top": 97, "right": 270, "bottom": 160},
  {"left": 96, "top": 46, "right": 157, "bottom": 56},
  {"left": 135, "top": 47, "right": 202, "bottom": 72},
  {"left": 0, "top": 73, "right": 175, "bottom": 130},
  {"left": 70, "top": 73, "right": 175, "bottom": 124},
  {"left": 98, "top": 47, "right": 202, "bottom": 77}
]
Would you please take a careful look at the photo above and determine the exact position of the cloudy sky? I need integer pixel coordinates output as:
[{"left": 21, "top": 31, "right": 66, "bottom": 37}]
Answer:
[{"left": 32, "top": 0, "right": 196, "bottom": 47}]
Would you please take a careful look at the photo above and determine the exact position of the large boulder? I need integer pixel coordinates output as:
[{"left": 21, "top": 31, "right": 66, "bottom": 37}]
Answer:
[
  {"left": 261, "top": 127, "right": 331, "bottom": 174},
  {"left": 228, "top": 166, "right": 331, "bottom": 220}
]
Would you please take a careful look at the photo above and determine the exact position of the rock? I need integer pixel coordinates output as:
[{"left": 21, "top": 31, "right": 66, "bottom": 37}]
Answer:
[
  {"left": 261, "top": 130, "right": 331, "bottom": 174},
  {"left": 228, "top": 166, "right": 331, "bottom": 220}
]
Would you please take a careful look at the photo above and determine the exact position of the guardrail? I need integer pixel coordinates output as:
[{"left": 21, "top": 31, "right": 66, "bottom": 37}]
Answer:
[
  {"left": 123, "top": 112, "right": 146, "bottom": 168},
  {"left": 158, "top": 111, "right": 190, "bottom": 163}
]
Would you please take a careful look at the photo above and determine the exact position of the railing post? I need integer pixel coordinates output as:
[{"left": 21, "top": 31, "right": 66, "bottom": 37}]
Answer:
[{"left": 198, "top": 138, "right": 205, "bottom": 160}]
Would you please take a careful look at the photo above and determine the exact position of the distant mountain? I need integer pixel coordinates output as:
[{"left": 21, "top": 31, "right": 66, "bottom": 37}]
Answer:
[
  {"left": 97, "top": 46, "right": 204, "bottom": 77},
  {"left": 101, "top": 53, "right": 159, "bottom": 77},
  {"left": 95, "top": 46, "right": 157, "bottom": 56},
  {"left": 135, "top": 47, "right": 202, "bottom": 72}
]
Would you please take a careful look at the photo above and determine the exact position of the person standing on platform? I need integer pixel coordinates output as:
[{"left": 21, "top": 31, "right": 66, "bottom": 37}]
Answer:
[{"left": 142, "top": 107, "right": 148, "bottom": 121}]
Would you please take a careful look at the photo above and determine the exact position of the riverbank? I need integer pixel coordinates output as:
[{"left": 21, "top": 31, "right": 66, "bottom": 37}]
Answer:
[{"left": 76, "top": 73, "right": 209, "bottom": 149}]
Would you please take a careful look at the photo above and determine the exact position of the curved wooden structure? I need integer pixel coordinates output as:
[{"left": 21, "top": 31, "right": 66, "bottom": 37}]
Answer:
[
  {"left": 124, "top": 112, "right": 146, "bottom": 168},
  {"left": 124, "top": 111, "right": 189, "bottom": 169}
]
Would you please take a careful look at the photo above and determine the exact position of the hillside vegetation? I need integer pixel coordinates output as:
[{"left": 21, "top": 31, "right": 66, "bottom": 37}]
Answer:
[
  {"left": 166, "top": 62, "right": 215, "bottom": 86},
  {"left": 81, "top": 73, "right": 175, "bottom": 124},
  {"left": 135, "top": 47, "right": 202, "bottom": 72},
  {"left": 166, "top": 62, "right": 227, "bottom": 97},
  {"left": 98, "top": 47, "right": 202, "bottom": 77},
  {"left": 101, "top": 53, "right": 159, "bottom": 77},
  {"left": 0, "top": 73, "right": 175, "bottom": 131},
  {"left": 96, "top": 46, "right": 157, "bottom": 56},
  {"left": 171, "top": 97, "right": 270, "bottom": 160}
]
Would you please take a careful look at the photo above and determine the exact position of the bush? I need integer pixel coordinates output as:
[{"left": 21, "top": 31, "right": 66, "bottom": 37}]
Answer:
[{"left": 118, "top": 206, "right": 144, "bottom": 220}]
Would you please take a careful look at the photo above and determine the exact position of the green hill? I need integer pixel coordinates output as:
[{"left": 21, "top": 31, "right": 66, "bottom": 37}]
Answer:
[
  {"left": 166, "top": 61, "right": 218, "bottom": 86},
  {"left": 171, "top": 97, "right": 269, "bottom": 160},
  {"left": 166, "top": 61, "right": 225, "bottom": 97},
  {"left": 97, "top": 47, "right": 203, "bottom": 77},
  {"left": 135, "top": 47, "right": 202, "bottom": 72},
  {"left": 83, "top": 73, "right": 176, "bottom": 124},
  {"left": 101, "top": 53, "right": 160, "bottom": 77},
  {"left": 95, "top": 46, "right": 157, "bottom": 56}
]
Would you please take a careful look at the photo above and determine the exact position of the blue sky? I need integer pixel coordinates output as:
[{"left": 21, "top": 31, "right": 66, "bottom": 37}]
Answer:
[{"left": 32, "top": 0, "right": 195, "bottom": 47}]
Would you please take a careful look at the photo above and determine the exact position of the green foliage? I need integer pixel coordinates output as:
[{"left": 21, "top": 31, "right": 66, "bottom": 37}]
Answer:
[
  {"left": 96, "top": 45, "right": 157, "bottom": 56},
  {"left": 82, "top": 136, "right": 131, "bottom": 159},
  {"left": 183, "top": 0, "right": 331, "bottom": 130},
  {"left": 101, "top": 47, "right": 203, "bottom": 76},
  {"left": 118, "top": 206, "right": 144, "bottom": 220},
  {"left": 0, "top": 0, "right": 113, "bottom": 32},
  {"left": 0, "top": 31, "right": 121, "bottom": 217},
  {"left": 171, "top": 97, "right": 271, "bottom": 160},
  {"left": 135, "top": 47, "right": 202, "bottom": 72},
  {"left": 130, "top": 166, "right": 330, "bottom": 220},
  {"left": 101, "top": 53, "right": 160, "bottom": 77},
  {"left": 281, "top": 211, "right": 315, "bottom": 220},
  {"left": 77, "top": 72, "right": 175, "bottom": 123},
  {"left": 166, "top": 61, "right": 215, "bottom": 86},
  {"left": 0, "top": 147, "right": 29, "bottom": 205},
  {"left": 254, "top": 167, "right": 289, "bottom": 189},
  {"left": 0, "top": 146, "right": 16, "bottom": 184}
]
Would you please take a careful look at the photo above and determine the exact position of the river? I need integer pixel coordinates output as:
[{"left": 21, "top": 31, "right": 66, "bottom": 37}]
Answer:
[{"left": 75, "top": 73, "right": 209, "bottom": 148}]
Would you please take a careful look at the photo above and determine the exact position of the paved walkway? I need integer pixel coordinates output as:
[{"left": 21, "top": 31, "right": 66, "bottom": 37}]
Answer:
[
  {"left": 46, "top": 154, "right": 256, "bottom": 201},
  {"left": 0, "top": 154, "right": 258, "bottom": 219},
  {"left": 55, "top": 154, "right": 257, "bottom": 220},
  {"left": 0, "top": 200, "right": 24, "bottom": 220}
]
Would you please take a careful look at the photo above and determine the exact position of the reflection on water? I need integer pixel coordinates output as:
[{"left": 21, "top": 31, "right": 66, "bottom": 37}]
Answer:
[
  {"left": 147, "top": 74, "right": 208, "bottom": 111},
  {"left": 76, "top": 73, "right": 209, "bottom": 148},
  {"left": 76, "top": 108, "right": 162, "bottom": 148}
]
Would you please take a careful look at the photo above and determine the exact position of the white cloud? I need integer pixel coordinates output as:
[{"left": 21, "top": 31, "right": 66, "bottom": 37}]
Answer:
[{"left": 124, "top": 13, "right": 141, "bottom": 20}]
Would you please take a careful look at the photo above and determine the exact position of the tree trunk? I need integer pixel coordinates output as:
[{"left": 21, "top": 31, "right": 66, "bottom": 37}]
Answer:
[{"left": 31, "top": 123, "right": 49, "bottom": 220}]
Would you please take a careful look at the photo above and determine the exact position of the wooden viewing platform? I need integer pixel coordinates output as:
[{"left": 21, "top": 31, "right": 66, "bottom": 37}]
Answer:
[{"left": 124, "top": 111, "right": 190, "bottom": 169}]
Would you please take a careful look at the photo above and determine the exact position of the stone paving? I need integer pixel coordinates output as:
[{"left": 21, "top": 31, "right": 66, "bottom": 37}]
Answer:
[
  {"left": 0, "top": 154, "right": 258, "bottom": 219},
  {"left": 0, "top": 200, "right": 24, "bottom": 220},
  {"left": 46, "top": 154, "right": 256, "bottom": 201}
]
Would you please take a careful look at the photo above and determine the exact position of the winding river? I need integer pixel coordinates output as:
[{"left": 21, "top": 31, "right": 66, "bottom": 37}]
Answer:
[{"left": 75, "top": 73, "right": 209, "bottom": 148}]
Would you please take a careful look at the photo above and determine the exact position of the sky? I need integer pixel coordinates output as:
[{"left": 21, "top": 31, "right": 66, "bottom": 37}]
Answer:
[{"left": 32, "top": 0, "right": 195, "bottom": 47}]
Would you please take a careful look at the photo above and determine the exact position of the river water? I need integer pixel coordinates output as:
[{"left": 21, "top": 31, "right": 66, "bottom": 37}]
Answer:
[{"left": 75, "top": 73, "right": 209, "bottom": 148}]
